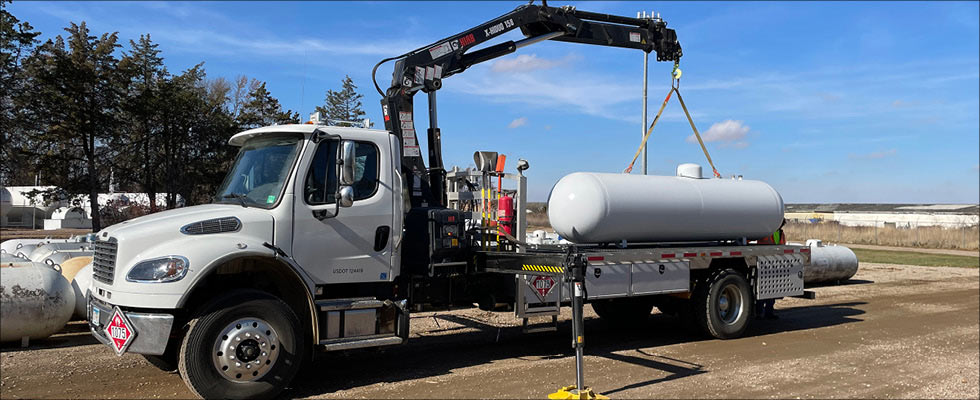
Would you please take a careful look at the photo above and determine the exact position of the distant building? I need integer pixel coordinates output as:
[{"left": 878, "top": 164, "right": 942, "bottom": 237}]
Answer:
[
  {"left": 785, "top": 204, "right": 979, "bottom": 228},
  {"left": 0, "top": 186, "right": 184, "bottom": 230}
]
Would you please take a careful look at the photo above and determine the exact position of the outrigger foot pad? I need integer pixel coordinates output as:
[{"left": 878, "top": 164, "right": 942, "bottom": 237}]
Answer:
[{"left": 548, "top": 385, "right": 608, "bottom": 400}]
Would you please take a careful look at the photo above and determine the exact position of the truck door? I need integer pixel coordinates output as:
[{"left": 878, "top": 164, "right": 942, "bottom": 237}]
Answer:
[{"left": 292, "top": 136, "right": 394, "bottom": 284}]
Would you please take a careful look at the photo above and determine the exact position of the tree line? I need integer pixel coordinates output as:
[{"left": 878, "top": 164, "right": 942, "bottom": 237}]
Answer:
[{"left": 1, "top": 2, "right": 367, "bottom": 231}]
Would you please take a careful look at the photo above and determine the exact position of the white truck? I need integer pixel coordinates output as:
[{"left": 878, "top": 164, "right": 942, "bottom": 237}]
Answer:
[{"left": 86, "top": 4, "right": 810, "bottom": 398}]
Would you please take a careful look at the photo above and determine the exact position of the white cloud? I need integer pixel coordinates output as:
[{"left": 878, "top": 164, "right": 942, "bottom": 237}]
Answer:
[
  {"left": 491, "top": 54, "right": 576, "bottom": 73},
  {"left": 451, "top": 67, "right": 638, "bottom": 122},
  {"left": 849, "top": 149, "right": 897, "bottom": 160},
  {"left": 687, "top": 119, "right": 750, "bottom": 144},
  {"left": 508, "top": 117, "right": 528, "bottom": 129}
]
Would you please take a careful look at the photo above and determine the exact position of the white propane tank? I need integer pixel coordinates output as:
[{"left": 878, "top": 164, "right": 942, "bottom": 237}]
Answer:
[
  {"left": 547, "top": 169, "right": 784, "bottom": 243},
  {"left": 70, "top": 263, "right": 94, "bottom": 319},
  {"left": 38, "top": 249, "right": 94, "bottom": 267},
  {"left": 0, "top": 263, "right": 75, "bottom": 343},
  {"left": 27, "top": 242, "right": 93, "bottom": 263},
  {"left": 1, "top": 253, "right": 30, "bottom": 264},
  {"left": 804, "top": 239, "right": 859, "bottom": 284}
]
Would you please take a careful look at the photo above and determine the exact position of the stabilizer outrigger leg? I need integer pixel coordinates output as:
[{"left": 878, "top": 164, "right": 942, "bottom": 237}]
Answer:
[{"left": 549, "top": 251, "right": 608, "bottom": 400}]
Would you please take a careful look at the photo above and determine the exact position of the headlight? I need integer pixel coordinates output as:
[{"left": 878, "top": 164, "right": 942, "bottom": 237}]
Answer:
[{"left": 126, "top": 256, "right": 189, "bottom": 283}]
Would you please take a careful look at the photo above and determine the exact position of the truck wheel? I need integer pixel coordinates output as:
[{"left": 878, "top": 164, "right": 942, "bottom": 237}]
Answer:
[
  {"left": 693, "top": 269, "right": 751, "bottom": 339},
  {"left": 590, "top": 297, "right": 653, "bottom": 325},
  {"left": 177, "top": 290, "right": 304, "bottom": 399}
]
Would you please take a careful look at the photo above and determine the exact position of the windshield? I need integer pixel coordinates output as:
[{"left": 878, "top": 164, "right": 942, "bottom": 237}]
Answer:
[{"left": 214, "top": 133, "right": 303, "bottom": 208}]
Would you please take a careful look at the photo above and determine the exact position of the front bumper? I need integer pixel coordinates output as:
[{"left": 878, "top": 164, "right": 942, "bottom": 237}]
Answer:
[{"left": 88, "top": 295, "right": 175, "bottom": 356}]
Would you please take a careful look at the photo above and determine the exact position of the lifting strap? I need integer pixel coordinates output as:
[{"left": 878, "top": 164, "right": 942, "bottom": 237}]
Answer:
[
  {"left": 673, "top": 87, "right": 722, "bottom": 178},
  {"left": 624, "top": 63, "right": 722, "bottom": 178},
  {"left": 624, "top": 86, "right": 673, "bottom": 174}
]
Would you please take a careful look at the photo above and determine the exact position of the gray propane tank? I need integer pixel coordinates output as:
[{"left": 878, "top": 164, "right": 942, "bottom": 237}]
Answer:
[
  {"left": 0, "top": 262, "right": 76, "bottom": 343},
  {"left": 803, "top": 239, "right": 859, "bottom": 284},
  {"left": 547, "top": 166, "right": 784, "bottom": 243}
]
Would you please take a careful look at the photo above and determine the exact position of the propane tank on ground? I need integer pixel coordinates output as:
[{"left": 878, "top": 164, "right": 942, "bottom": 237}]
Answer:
[
  {"left": 804, "top": 239, "right": 859, "bottom": 284},
  {"left": 59, "top": 256, "right": 93, "bottom": 319},
  {"left": 67, "top": 261, "right": 94, "bottom": 319},
  {"left": 547, "top": 168, "right": 784, "bottom": 243},
  {"left": 1, "top": 253, "right": 30, "bottom": 264},
  {"left": 1, "top": 263, "right": 75, "bottom": 343}
]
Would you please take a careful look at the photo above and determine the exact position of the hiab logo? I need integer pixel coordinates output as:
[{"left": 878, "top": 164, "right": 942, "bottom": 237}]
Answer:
[{"left": 458, "top": 33, "right": 476, "bottom": 47}]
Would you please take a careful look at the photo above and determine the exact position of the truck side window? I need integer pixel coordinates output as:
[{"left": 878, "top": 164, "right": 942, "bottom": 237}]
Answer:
[
  {"left": 351, "top": 142, "right": 379, "bottom": 200},
  {"left": 305, "top": 141, "right": 338, "bottom": 205},
  {"left": 304, "top": 141, "right": 379, "bottom": 205}
]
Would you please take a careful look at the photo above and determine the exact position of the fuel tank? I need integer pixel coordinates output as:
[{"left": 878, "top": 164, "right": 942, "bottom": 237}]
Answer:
[
  {"left": 547, "top": 168, "right": 784, "bottom": 243},
  {"left": 0, "top": 263, "right": 75, "bottom": 342},
  {"left": 804, "top": 240, "right": 859, "bottom": 283}
]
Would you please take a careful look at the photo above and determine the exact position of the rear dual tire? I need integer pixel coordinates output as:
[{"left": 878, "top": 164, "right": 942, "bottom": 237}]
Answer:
[{"left": 692, "top": 268, "right": 752, "bottom": 339}]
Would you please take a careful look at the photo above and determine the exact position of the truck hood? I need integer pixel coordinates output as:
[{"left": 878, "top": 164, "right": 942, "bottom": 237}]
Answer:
[{"left": 98, "top": 204, "right": 275, "bottom": 244}]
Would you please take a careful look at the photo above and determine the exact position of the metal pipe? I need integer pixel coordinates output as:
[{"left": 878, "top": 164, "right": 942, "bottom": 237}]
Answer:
[
  {"left": 642, "top": 51, "right": 649, "bottom": 175},
  {"left": 515, "top": 31, "right": 566, "bottom": 49},
  {"left": 569, "top": 256, "right": 587, "bottom": 392},
  {"left": 427, "top": 90, "right": 438, "bottom": 126}
]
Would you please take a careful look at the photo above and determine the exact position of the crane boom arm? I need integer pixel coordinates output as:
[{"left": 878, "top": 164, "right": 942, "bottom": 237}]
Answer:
[{"left": 378, "top": 3, "right": 682, "bottom": 208}]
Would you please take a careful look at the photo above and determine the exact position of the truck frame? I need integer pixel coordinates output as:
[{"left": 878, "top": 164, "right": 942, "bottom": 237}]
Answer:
[{"left": 85, "top": 3, "right": 808, "bottom": 399}]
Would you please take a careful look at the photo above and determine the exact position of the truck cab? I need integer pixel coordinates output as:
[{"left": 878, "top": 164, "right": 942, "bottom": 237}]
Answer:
[{"left": 88, "top": 122, "right": 409, "bottom": 398}]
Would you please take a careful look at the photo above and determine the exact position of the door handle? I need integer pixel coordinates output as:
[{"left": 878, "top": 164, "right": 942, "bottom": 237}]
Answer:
[{"left": 374, "top": 226, "right": 391, "bottom": 252}]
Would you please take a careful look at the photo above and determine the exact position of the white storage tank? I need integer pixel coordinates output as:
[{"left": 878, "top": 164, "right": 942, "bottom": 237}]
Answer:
[
  {"left": 547, "top": 168, "right": 784, "bottom": 243},
  {"left": 804, "top": 240, "right": 859, "bottom": 283},
  {"left": 70, "top": 263, "right": 94, "bottom": 319},
  {"left": 0, "top": 263, "right": 75, "bottom": 343}
]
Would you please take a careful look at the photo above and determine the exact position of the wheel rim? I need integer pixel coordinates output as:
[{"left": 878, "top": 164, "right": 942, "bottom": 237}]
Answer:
[
  {"left": 212, "top": 318, "right": 280, "bottom": 382},
  {"left": 716, "top": 284, "right": 743, "bottom": 324}
]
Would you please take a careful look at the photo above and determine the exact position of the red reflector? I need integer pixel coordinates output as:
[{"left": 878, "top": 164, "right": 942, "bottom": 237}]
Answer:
[
  {"left": 800, "top": 248, "right": 810, "bottom": 253},
  {"left": 709, "top": 252, "right": 723, "bottom": 257},
  {"left": 784, "top": 249, "right": 795, "bottom": 254},
  {"left": 448, "top": 216, "right": 455, "bottom": 222},
  {"left": 730, "top": 251, "right": 742, "bottom": 256},
  {"left": 683, "top": 252, "right": 697, "bottom": 257},
  {"left": 587, "top": 256, "right": 604, "bottom": 261},
  {"left": 661, "top": 253, "right": 676, "bottom": 259}
]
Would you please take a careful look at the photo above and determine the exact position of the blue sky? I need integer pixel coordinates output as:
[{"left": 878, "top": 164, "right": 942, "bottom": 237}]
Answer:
[{"left": 10, "top": 1, "right": 979, "bottom": 203}]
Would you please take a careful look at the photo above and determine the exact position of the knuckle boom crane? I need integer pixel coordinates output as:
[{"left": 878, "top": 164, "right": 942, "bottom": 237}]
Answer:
[{"left": 374, "top": 2, "right": 683, "bottom": 209}]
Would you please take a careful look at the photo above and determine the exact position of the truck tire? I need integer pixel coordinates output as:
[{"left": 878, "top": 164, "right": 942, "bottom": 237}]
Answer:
[
  {"left": 590, "top": 297, "right": 653, "bottom": 325},
  {"left": 692, "top": 269, "right": 751, "bottom": 339},
  {"left": 177, "top": 290, "right": 304, "bottom": 399}
]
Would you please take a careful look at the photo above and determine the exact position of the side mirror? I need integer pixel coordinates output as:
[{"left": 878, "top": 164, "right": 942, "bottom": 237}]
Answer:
[
  {"left": 340, "top": 140, "right": 356, "bottom": 186},
  {"left": 338, "top": 186, "right": 354, "bottom": 208}
]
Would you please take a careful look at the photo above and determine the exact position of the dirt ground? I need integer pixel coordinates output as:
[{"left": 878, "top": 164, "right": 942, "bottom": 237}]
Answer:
[
  {"left": 0, "top": 228, "right": 91, "bottom": 240},
  {"left": 1, "top": 263, "right": 977, "bottom": 399}
]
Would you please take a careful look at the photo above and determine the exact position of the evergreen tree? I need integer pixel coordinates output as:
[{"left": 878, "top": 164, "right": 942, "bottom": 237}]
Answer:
[
  {"left": 316, "top": 75, "right": 365, "bottom": 126},
  {"left": 0, "top": 2, "right": 41, "bottom": 185},
  {"left": 117, "top": 34, "right": 167, "bottom": 210},
  {"left": 18, "top": 22, "right": 123, "bottom": 231},
  {"left": 237, "top": 81, "right": 299, "bottom": 130}
]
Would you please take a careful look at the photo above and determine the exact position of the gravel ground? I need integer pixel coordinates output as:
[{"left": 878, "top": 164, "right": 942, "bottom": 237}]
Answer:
[{"left": 1, "top": 262, "right": 977, "bottom": 399}]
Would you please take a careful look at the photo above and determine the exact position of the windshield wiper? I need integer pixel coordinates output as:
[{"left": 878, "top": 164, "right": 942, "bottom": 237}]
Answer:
[{"left": 222, "top": 193, "right": 250, "bottom": 208}]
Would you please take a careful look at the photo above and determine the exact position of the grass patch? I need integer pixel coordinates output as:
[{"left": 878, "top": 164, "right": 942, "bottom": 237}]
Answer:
[{"left": 853, "top": 248, "right": 979, "bottom": 268}]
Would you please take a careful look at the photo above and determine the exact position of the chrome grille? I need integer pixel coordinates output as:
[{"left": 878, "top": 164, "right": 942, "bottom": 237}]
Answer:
[
  {"left": 92, "top": 238, "right": 118, "bottom": 285},
  {"left": 181, "top": 217, "right": 241, "bottom": 235}
]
